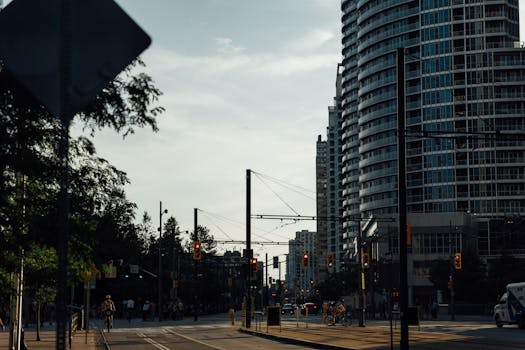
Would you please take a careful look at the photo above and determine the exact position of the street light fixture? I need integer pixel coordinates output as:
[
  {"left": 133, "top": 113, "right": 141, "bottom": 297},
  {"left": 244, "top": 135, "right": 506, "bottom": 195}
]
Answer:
[{"left": 158, "top": 201, "right": 168, "bottom": 321}]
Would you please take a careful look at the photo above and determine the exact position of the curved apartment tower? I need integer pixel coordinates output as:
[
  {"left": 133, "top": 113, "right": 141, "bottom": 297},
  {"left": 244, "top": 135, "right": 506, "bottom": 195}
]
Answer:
[{"left": 340, "top": 0, "right": 523, "bottom": 253}]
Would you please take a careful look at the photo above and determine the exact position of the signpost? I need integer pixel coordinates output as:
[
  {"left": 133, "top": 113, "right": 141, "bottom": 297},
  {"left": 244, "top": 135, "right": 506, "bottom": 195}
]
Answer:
[{"left": 0, "top": 1, "right": 151, "bottom": 349}]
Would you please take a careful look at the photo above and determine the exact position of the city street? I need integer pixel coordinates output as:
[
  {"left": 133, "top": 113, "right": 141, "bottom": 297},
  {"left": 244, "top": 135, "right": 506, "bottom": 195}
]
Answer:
[
  {"left": 76, "top": 313, "right": 525, "bottom": 349},
  {"left": 2, "top": 312, "right": 525, "bottom": 350}
]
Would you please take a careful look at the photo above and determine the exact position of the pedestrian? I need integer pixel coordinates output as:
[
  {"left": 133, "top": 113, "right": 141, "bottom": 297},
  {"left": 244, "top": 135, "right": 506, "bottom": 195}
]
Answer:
[
  {"left": 126, "top": 299, "right": 135, "bottom": 323},
  {"left": 328, "top": 302, "right": 336, "bottom": 326},
  {"left": 431, "top": 300, "right": 438, "bottom": 319},
  {"left": 142, "top": 300, "right": 150, "bottom": 321}
]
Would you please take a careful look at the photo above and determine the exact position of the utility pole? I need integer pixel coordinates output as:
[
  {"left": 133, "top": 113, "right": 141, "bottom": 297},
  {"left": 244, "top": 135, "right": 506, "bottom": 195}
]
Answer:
[
  {"left": 358, "top": 222, "right": 366, "bottom": 327},
  {"left": 246, "top": 169, "right": 252, "bottom": 328},
  {"left": 397, "top": 47, "right": 409, "bottom": 350},
  {"left": 194, "top": 208, "right": 199, "bottom": 321}
]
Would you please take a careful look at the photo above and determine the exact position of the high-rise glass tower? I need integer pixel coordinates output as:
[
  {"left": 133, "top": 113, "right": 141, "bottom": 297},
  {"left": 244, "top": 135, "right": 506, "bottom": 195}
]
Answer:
[{"left": 340, "top": 0, "right": 524, "bottom": 256}]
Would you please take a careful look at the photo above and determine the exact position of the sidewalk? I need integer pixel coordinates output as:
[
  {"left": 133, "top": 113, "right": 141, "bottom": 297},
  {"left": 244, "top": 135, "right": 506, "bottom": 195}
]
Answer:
[
  {"left": 239, "top": 317, "right": 492, "bottom": 350},
  {"left": 0, "top": 327, "right": 101, "bottom": 350}
]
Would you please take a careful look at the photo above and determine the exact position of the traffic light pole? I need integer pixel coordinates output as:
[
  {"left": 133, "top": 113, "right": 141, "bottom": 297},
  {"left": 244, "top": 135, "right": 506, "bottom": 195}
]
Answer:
[{"left": 246, "top": 169, "right": 252, "bottom": 329}]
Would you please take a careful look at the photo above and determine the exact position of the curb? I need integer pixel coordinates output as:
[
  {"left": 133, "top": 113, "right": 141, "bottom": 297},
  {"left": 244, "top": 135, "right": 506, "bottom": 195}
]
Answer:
[{"left": 237, "top": 328, "right": 354, "bottom": 350}]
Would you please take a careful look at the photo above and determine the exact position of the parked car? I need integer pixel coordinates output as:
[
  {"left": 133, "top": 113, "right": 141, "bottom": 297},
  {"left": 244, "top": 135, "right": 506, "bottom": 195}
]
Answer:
[
  {"left": 301, "top": 302, "right": 319, "bottom": 315},
  {"left": 281, "top": 303, "right": 295, "bottom": 315}
]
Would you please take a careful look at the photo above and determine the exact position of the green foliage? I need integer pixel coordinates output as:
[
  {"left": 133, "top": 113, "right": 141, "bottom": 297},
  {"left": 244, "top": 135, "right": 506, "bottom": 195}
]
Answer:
[
  {"left": 0, "top": 58, "right": 164, "bottom": 306},
  {"left": 316, "top": 267, "right": 359, "bottom": 301}
]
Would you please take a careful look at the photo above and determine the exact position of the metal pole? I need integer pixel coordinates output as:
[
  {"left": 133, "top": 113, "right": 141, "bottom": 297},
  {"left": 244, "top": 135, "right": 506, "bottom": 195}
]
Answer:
[
  {"left": 57, "top": 2, "right": 72, "bottom": 348},
  {"left": 397, "top": 47, "right": 409, "bottom": 350},
  {"left": 265, "top": 253, "right": 268, "bottom": 308},
  {"left": 17, "top": 254, "right": 24, "bottom": 350},
  {"left": 85, "top": 281, "right": 90, "bottom": 345},
  {"left": 158, "top": 201, "right": 163, "bottom": 321},
  {"left": 246, "top": 169, "right": 252, "bottom": 328},
  {"left": 194, "top": 208, "right": 199, "bottom": 321},
  {"left": 358, "top": 222, "right": 366, "bottom": 327}
]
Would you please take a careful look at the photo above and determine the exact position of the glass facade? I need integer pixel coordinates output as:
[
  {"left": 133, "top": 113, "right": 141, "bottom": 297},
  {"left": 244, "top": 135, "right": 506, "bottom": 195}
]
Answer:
[{"left": 340, "top": 0, "right": 524, "bottom": 256}]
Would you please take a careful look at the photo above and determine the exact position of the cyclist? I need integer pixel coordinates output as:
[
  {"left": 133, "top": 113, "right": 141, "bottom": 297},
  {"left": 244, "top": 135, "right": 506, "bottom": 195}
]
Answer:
[{"left": 102, "top": 294, "right": 116, "bottom": 331}]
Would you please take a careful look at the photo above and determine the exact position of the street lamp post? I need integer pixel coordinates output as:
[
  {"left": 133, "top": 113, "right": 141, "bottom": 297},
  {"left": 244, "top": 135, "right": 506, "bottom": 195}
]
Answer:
[{"left": 158, "top": 201, "right": 168, "bottom": 321}]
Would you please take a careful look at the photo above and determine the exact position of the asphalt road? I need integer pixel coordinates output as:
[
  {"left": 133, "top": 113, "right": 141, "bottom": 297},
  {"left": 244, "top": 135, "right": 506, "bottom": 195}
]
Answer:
[
  {"left": 92, "top": 313, "right": 525, "bottom": 350},
  {"left": 96, "top": 316, "right": 313, "bottom": 350}
]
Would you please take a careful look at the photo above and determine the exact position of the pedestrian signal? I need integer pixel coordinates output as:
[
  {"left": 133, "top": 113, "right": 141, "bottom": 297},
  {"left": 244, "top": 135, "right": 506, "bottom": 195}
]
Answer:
[
  {"left": 327, "top": 253, "right": 335, "bottom": 268},
  {"left": 454, "top": 252, "right": 462, "bottom": 269},
  {"left": 391, "top": 288, "right": 399, "bottom": 301},
  {"left": 362, "top": 252, "right": 370, "bottom": 268},
  {"left": 302, "top": 253, "right": 309, "bottom": 267},
  {"left": 250, "top": 258, "right": 258, "bottom": 272},
  {"left": 193, "top": 241, "right": 201, "bottom": 260}
]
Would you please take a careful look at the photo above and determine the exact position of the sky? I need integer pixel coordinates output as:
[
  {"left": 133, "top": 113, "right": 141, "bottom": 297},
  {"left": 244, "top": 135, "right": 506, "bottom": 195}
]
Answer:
[
  {"left": 79, "top": 0, "right": 343, "bottom": 279},
  {"left": 84, "top": 0, "right": 525, "bottom": 280}
]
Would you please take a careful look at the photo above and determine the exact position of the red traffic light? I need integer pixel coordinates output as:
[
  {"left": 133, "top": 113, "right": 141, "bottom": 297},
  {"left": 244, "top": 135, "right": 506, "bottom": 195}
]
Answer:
[
  {"left": 193, "top": 241, "right": 202, "bottom": 260},
  {"left": 302, "top": 253, "right": 309, "bottom": 267}
]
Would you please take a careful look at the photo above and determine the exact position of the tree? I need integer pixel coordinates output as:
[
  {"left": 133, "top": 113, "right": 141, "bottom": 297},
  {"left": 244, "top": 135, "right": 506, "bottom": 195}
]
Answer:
[
  {"left": 185, "top": 225, "right": 217, "bottom": 256},
  {"left": 163, "top": 216, "right": 183, "bottom": 252},
  {"left": 0, "top": 58, "right": 164, "bottom": 306}
]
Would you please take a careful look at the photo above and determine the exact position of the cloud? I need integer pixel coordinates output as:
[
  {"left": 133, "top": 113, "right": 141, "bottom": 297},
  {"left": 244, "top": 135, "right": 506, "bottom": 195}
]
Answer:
[
  {"left": 143, "top": 45, "right": 339, "bottom": 78},
  {"left": 311, "top": 0, "right": 341, "bottom": 8},
  {"left": 286, "top": 29, "right": 336, "bottom": 52},
  {"left": 214, "top": 37, "right": 245, "bottom": 54}
]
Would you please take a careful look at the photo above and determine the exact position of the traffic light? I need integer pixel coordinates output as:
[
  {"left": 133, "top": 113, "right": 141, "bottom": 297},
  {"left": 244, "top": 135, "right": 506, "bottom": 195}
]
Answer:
[
  {"left": 454, "top": 252, "right": 462, "bottom": 269},
  {"left": 193, "top": 241, "right": 201, "bottom": 260},
  {"left": 273, "top": 256, "right": 279, "bottom": 268},
  {"left": 327, "top": 253, "right": 335, "bottom": 268},
  {"left": 250, "top": 258, "right": 258, "bottom": 272},
  {"left": 362, "top": 252, "right": 370, "bottom": 268},
  {"left": 301, "top": 253, "right": 309, "bottom": 267}
]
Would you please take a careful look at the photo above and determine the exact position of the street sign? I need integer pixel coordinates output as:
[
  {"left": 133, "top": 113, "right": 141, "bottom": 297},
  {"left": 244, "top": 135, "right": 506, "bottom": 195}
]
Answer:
[{"left": 0, "top": 0, "right": 151, "bottom": 119}]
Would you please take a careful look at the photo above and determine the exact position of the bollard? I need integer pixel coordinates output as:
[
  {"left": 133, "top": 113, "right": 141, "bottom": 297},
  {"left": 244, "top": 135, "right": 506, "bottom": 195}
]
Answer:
[
  {"left": 306, "top": 306, "right": 309, "bottom": 328},
  {"left": 229, "top": 308, "right": 235, "bottom": 326},
  {"left": 241, "top": 302, "right": 246, "bottom": 327}
]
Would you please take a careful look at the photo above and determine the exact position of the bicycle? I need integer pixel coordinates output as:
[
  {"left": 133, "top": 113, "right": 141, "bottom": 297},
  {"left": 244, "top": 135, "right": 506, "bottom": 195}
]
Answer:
[
  {"left": 104, "top": 309, "right": 113, "bottom": 332},
  {"left": 340, "top": 311, "right": 353, "bottom": 326}
]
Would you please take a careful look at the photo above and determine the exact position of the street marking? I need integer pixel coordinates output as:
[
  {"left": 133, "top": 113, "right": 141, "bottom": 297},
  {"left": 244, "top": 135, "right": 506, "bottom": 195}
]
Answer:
[
  {"left": 136, "top": 332, "right": 171, "bottom": 350},
  {"left": 165, "top": 328, "right": 228, "bottom": 350}
]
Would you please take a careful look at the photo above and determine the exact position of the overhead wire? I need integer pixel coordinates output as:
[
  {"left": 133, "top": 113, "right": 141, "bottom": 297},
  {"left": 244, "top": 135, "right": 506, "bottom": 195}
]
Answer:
[
  {"left": 252, "top": 170, "right": 316, "bottom": 200},
  {"left": 252, "top": 172, "right": 301, "bottom": 216},
  {"left": 198, "top": 210, "right": 235, "bottom": 241},
  {"left": 198, "top": 209, "right": 279, "bottom": 242}
]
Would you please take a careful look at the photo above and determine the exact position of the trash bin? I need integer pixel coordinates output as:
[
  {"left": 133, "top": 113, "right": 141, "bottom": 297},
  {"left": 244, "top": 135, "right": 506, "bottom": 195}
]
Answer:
[{"left": 266, "top": 306, "right": 281, "bottom": 326}]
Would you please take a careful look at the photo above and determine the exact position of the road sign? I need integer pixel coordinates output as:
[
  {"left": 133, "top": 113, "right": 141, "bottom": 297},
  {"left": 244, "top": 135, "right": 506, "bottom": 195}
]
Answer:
[
  {"left": 0, "top": 0, "right": 151, "bottom": 119},
  {"left": 129, "top": 264, "right": 139, "bottom": 274}
]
